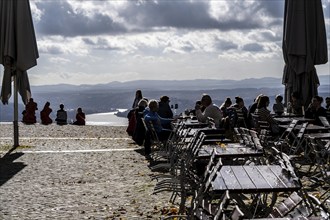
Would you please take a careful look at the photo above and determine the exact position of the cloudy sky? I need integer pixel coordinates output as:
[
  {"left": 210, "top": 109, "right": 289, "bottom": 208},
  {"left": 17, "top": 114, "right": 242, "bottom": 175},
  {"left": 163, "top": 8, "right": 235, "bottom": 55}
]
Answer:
[{"left": 3, "top": 0, "right": 330, "bottom": 85}]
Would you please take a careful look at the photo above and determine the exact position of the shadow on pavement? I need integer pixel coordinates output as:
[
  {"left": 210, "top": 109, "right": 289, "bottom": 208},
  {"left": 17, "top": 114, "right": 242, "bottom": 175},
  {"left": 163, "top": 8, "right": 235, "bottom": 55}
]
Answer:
[{"left": 0, "top": 147, "right": 26, "bottom": 187}]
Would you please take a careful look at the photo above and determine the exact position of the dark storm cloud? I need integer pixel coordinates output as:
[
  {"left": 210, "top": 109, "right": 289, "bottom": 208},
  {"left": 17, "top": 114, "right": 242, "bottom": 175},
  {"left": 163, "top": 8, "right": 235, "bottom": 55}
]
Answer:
[
  {"left": 34, "top": 1, "right": 284, "bottom": 38},
  {"left": 35, "top": 1, "right": 126, "bottom": 36},
  {"left": 121, "top": 1, "right": 264, "bottom": 31},
  {"left": 242, "top": 43, "right": 264, "bottom": 52}
]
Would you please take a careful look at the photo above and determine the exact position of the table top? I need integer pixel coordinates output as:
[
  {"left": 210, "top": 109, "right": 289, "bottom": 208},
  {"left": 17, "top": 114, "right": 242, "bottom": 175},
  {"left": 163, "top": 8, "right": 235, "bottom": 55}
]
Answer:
[
  {"left": 211, "top": 165, "right": 301, "bottom": 194},
  {"left": 272, "top": 113, "right": 302, "bottom": 118},
  {"left": 274, "top": 117, "right": 315, "bottom": 124},
  {"left": 198, "top": 144, "right": 263, "bottom": 159},
  {"left": 180, "top": 120, "right": 209, "bottom": 128},
  {"left": 304, "top": 132, "right": 330, "bottom": 140},
  {"left": 279, "top": 124, "right": 330, "bottom": 132}
]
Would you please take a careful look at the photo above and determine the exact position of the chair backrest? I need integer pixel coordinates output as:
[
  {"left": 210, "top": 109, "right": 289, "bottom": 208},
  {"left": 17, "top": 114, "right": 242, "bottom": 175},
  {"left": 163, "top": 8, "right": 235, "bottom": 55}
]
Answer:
[
  {"left": 203, "top": 148, "right": 217, "bottom": 181},
  {"left": 240, "top": 127, "right": 254, "bottom": 147},
  {"left": 319, "top": 116, "right": 330, "bottom": 127},
  {"left": 204, "top": 158, "right": 223, "bottom": 193},
  {"left": 233, "top": 127, "right": 244, "bottom": 144},
  {"left": 251, "top": 113, "right": 271, "bottom": 132},
  {"left": 249, "top": 129, "right": 264, "bottom": 151},
  {"left": 235, "top": 109, "right": 247, "bottom": 128},
  {"left": 213, "top": 190, "right": 230, "bottom": 220},
  {"left": 230, "top": 205, "right": 244, "bottom": 220},
  {"left": 268, "top": 191, "right": 303, "bottom": 218},
  {"left": 141, "top": 118, "right": 162, "bottom": 146}
]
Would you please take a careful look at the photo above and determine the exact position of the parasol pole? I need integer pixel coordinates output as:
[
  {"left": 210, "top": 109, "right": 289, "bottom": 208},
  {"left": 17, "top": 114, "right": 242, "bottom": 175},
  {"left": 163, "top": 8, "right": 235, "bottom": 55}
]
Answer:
[{"left": 13, "top": 72, "right": 19, "bottom": 147}]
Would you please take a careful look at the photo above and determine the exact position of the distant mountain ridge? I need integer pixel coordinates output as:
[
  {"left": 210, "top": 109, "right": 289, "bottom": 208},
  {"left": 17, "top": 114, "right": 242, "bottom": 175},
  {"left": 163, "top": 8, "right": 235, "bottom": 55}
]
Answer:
[
  {"left": 30, "top": 75, "right": 329, "bottom": 92},
  {"left": 0, "top": 76, "right": 329, "bottom": 122}
]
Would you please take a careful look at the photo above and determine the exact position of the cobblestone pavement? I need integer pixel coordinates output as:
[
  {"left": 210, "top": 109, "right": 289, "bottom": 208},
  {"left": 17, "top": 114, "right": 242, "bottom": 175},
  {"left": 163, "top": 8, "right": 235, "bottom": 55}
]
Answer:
[{"left": 0, "top": 124, "right": 173, "bottom": 220}]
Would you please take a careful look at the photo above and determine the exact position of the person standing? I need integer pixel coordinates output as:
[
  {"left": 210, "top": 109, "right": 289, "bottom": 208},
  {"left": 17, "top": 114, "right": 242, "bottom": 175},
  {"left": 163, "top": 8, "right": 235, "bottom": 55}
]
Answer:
[
  {"left": 132, "top": 90, "right": 143, "bottom": 109},
  {"left": 55, "top": 104, "right": 67, "bottom": 125},
  {"left": 40, "top": 101, "right": 53, "bottom": 125}
]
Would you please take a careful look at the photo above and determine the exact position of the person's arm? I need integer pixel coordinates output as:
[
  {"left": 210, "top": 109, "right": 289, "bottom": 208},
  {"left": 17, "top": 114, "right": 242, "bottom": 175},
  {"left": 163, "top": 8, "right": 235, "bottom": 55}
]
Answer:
[{"left": 195, "top": 108, "right": 207, "bottom": 122}]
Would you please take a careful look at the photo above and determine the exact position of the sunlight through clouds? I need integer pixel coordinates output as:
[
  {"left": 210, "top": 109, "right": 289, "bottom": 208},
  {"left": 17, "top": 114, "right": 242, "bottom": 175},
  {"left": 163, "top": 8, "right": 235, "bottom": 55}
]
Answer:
[{"left": 24, "top": 0, "right": 329, "bottom": 85}]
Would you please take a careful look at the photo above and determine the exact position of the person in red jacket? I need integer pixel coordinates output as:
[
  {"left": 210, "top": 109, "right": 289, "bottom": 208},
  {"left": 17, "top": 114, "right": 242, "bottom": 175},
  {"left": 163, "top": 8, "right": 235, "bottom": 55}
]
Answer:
[{"left": 40, "top": 101, "right": 53, "bottom": 125}]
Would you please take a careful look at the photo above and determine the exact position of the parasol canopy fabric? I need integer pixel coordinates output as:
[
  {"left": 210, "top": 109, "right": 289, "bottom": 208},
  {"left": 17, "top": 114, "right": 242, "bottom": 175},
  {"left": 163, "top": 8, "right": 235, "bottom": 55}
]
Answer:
[
  {"left": 0, "top": 0, "right": 38, "bottom": 104},
  {"left": 282, "top": 0, "right": 328, "bottom": 108}
]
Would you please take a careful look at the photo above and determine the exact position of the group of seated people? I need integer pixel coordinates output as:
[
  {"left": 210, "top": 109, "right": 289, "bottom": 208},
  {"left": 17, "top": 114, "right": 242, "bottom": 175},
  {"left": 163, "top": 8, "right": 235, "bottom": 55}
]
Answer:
[
  {"left": 127, "top": 90, "right": 330, "bottom": 156},
  {"left": 22, "top": 98, "right": 86, "bottom": 126}
]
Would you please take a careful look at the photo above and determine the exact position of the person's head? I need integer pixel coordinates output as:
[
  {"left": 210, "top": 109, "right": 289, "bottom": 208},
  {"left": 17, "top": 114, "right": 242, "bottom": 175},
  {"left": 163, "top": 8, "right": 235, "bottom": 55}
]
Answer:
[
  {"left": 60, "top": 104, "right": 64, "bottom": 109},
  {"left": 325, "top": 97, "right": 330, "bottom": 106},
  {"left": 29, "top": 98, "right": 34, "bottom": 102},
  {"left": 148, "top": 99, "right": 159, "bottom": 112},
  {"left": 257, "top": 96, "right": 270, "bottom": 109},
  {"left": 138, "top": 99, "right": 148, "bottom": 108},
  {"left": 201, "top": 94, "right": 212, "bottom": 107},
  {"left": 310, "top": 95, "right": 323, "bottom": 108},
  {"left": 44, "top": 102, "right": 50, "bottom": 107},
  {"left": 224, "top": 97, "right": 232, "bottom": 107},
  {"left": 254, "top": 94, "right": 263, "bottom": 104},
  {"left": 275, "top": 95, "right": 283, "bottom": 103},
  {"left": 135, "top": 90, "right": 142, "bottom": 99},
  {"left": 160, "top": 95, "right": 170, "bottom": 103},
  {"left": 77, "top": 107, "right": 82, "bottom": 113},
  {"left": 235, "top": 96, "right": 244, "bottom": 108}
]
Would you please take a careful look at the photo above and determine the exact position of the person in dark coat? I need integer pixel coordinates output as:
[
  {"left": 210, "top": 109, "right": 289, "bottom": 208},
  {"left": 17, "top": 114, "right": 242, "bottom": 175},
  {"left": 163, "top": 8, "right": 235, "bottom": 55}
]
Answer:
[
  {"left": 305, "top": 96, "right": 326, "bottom": 126},
  {"left": 40, "top": 101, "right": 53, "bottom": 125}
]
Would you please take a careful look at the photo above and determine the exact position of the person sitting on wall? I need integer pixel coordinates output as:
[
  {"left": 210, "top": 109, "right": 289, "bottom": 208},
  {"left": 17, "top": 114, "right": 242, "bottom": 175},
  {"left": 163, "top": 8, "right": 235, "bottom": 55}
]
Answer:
[
  {"left": 73, "top": 107, "right": 86, "bottom": 125},
  {"left": 22, "top": 98, "right": 38, "bottom": 124},
  {"left": 40, "top": 101, "right": 53, "bottom": 125},
  {"left": 55, "top": 104, "right": 67, "bottom": 125}
]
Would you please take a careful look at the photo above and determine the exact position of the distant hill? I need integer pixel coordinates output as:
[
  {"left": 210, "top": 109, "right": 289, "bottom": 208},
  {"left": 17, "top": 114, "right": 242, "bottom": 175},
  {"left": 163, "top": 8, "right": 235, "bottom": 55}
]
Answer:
[
  {"left": 0, "top": 76, "right": 329, "bottom": 122},
  {"left": 30, "top": 75, "right": 329, "bottom": 92}
]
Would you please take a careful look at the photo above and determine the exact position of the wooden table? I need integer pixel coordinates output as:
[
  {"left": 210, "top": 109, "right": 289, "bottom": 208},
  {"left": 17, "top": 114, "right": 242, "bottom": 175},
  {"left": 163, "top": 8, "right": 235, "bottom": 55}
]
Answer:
[
  {"left": 279, "top": 124, "right": 330, "bottom": 133},
  {"left": 176, "top": 119, "right": 209, "bottom": 128},
  {"left": 274, "top": 117, "right": 315, "bottom": 125},
  {"left": 210, "top": 165, "right": 301, "bottom": 218},
  {"left": 198, "top": 144, "right": 263, "bottom": 159},
  {"left": 212, "top": 165, "right": 301, "bottom": 194},
  {"left": 304, "top": 132, "right": 330, "bottom": 140}
]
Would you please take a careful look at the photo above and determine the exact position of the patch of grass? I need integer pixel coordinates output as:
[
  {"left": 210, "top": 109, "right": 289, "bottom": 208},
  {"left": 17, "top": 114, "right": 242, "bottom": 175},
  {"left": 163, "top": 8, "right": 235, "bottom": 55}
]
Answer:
[{"left": 0, "top": 145, "right": 34, "bottom": 151}]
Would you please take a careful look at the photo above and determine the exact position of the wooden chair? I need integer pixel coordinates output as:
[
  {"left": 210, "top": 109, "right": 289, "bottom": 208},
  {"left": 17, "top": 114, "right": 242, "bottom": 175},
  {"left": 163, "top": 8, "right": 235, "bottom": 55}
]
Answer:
[
  {"left": 273, "top": 119, "right": 299, "bottom": 153},
  {"left": 235, "top": 109, "right": 247, "bottom": 128},
  {"left": 230, "top": 205, "right": 245, "bottom": 220}
]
